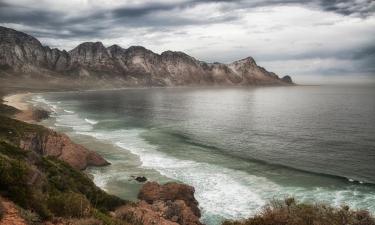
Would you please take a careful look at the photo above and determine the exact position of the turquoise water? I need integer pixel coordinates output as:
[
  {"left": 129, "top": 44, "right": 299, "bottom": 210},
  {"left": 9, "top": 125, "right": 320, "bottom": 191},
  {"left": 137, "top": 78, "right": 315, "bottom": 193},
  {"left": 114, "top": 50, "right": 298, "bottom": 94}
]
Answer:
[{"left": 30, "top": 85, "right": 375, "bottom": 225}]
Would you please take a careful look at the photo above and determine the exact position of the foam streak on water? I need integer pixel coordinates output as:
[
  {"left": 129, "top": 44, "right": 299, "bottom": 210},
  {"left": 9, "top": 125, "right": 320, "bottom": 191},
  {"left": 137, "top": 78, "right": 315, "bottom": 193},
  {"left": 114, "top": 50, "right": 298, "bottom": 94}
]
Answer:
[{"left": 29, "top": 89, "right": 375, "bottom": 225}]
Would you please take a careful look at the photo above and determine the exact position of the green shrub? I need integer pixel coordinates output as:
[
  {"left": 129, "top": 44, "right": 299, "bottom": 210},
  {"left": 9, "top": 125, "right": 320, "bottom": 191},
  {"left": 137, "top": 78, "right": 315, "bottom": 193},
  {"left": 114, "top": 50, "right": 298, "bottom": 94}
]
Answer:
[
  {"left": 0, "top": 115, "right": 47, "bottom": 146},
  {"left": 0, "top": 153, "right": 30, "bottom": 207},
  {"left": 0, "top": 103, "right": 19, "bottom": 116},
  {"left": 222, "top": 198, "right": 375, "bottom": 225},
  {"left": 48, "top": 192, "right": 92, "bottom": 218},
  {"left": 0, "top": 117, "right": 127, "bottom": 223},
  {"left": 18, "top": 208, "right": 42, "bottom": 225},
  {"left": 39, "top": 156, "right": 126, "bottom": 211}
]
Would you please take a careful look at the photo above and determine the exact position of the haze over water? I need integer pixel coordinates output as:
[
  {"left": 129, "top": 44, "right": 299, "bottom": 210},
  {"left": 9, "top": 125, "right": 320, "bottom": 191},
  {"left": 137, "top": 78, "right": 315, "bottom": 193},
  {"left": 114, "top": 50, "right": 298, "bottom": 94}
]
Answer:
[{"left": 31, "top": 85, "right": 375, "bottom": 225}]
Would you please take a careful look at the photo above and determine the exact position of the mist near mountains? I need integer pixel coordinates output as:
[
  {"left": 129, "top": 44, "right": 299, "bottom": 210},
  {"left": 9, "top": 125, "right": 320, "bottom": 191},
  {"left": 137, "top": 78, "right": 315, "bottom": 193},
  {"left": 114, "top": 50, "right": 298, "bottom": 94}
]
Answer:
[{"left": 0, "top": 26, "right": 292, "bottom": 88}]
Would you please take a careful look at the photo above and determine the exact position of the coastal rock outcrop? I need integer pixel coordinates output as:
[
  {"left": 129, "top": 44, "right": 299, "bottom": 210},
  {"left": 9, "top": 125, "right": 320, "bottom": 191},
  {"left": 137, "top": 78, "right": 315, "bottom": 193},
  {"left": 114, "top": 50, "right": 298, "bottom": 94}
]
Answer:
[
  {"left": 19, "top": 129, "right": 109, "bottom": 170},
  {"left": 115, "top": 182, "right": 202, "bottom": 225},
  {"left": 281, "top": 75, "right": 293, "bottom": 84},
  {"left": 0, "top": 26, "right": 293, "bottom": 86}
]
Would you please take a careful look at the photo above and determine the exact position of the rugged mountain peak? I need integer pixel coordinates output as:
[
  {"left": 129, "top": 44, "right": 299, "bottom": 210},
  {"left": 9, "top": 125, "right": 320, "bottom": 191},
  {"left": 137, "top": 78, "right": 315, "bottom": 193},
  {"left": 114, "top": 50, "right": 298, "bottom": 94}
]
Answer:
[
  {"left": 0, "top": 26, "right": 42, "bottom": 47},
  {"left": 0, "top": 26, "right": 293, "bottom": 86},
  {"left": 69, "top": 41, "right": 107, "bottom": 54},
  {"left": 107, "top": 44, "right": 126, "bottom": 57},
  {"left": 231, "top": 56, "right": 257, "bottom": 66},
  {"left": 126, "top": 45, "right": 150, "bottom": 53},
  {"left": 107, "top": 44, "right": 124, "bottom": 51},
  {"left": 69, "top": 41, "right": 112, "bottom": 67},
  {"left": 161, "top": 50, "right": 198, "bottom": 65},
  {"left": 161, "top": 50, "right": 194, "bottom": 59}
]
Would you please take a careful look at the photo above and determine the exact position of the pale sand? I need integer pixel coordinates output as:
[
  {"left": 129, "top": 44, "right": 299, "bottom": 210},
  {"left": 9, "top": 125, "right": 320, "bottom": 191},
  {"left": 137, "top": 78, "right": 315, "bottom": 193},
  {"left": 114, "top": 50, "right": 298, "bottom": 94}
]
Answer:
[{"left": 3, "top": 93, "right": 32, "bottom": 111}]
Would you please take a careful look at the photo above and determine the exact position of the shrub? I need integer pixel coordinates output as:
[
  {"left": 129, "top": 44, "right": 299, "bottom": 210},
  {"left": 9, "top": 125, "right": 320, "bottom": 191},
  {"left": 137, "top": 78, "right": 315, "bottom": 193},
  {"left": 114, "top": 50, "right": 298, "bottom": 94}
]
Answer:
[
  {"left": 18, "top": 208, "right": 42, "bottom": 225},
  {"left": 47, "top": 192, "right": 92, "bottom": 218},
  {"left": 0, "top": 102, "right": 19, "bottom": 116},
  {"left": 40, "top": 156, "right": 126, "bottom": 211},
  {"left": 222, "top": 198, "right": 375, "bottom": 225},
  {"left": 0, "top": 117, "right": 127, "bottom": 223},
  {"left": 0, "top": 151, "right": 30, "bottom": 207}
]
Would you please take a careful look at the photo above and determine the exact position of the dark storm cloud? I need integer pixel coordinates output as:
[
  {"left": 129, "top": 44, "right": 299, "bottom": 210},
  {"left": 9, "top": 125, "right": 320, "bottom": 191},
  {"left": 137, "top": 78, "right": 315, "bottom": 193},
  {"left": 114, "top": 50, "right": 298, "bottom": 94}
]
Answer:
[
  {"left": 0, "top": 0, "right": 374, "bottom": 77},
  {"left": 0, "top": 0, "right": 373, "bottom": 40}
]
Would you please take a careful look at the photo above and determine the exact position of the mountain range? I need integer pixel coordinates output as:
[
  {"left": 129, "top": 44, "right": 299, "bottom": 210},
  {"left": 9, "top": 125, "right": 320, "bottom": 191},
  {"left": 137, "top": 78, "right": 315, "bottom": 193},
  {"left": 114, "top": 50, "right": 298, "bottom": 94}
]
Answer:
[{"left": 0, "top": 26, "right": 292, "bottom": 87}]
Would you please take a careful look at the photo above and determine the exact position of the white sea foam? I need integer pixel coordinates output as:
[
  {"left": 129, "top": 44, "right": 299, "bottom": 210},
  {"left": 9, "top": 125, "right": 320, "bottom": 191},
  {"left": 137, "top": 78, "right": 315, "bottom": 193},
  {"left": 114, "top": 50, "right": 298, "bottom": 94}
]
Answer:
[
  {"left": 30, "top": 95, "right": 59, "bottom": 112},
  {"left": 85, "top": 118, "right": 99, "bottom": 125},
  {"left": 78, "top": 128, "right": 375, "bottom": 224},
  {"left": 78, "top": 129, "right": 278, "bottom": 222},
  {"left": 55, "top": 114, "right": 93, "bottom": 132},
  {"left": 33, "top": 93, "right": 375, "bottom": 224},
  {"left": 64, "top": 109, "right": 75, "bottom": 114}
]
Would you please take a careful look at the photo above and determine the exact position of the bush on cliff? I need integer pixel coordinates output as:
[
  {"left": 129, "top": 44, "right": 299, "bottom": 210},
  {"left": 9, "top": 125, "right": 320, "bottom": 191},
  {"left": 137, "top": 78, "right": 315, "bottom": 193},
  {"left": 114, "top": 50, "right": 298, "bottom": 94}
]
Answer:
[
  {"left": 0, "top": 140, "right": 127, "bottom": 223},
  {"left": 222, "top": 198, "right": 375, "bottom": 225},
  {"left": 0, "top": 102, "right": 19, "bottom": 116},
  {"left": 47, "top": 192, "right": 92, "bottom": 218},
  {"left": 0, "top": 114, "right": 47, "bottom": 146}
]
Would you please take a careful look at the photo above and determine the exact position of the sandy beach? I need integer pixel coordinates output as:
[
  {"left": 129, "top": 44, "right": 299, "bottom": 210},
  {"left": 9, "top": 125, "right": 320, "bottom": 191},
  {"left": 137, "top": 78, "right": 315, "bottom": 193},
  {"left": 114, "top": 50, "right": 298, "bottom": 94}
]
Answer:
[
  {"left": 3, "top": 93, "right": 32, "bottom": 111},
  {"left": 2, "top": 93, "right": 46, "bottom": 122}
]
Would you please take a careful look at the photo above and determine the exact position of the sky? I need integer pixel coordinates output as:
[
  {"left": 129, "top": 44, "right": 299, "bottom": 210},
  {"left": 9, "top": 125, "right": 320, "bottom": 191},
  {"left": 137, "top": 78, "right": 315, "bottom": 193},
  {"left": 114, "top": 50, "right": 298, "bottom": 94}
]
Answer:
[{"left": 0, "top": 0, "right": 375, "bottom": 83}]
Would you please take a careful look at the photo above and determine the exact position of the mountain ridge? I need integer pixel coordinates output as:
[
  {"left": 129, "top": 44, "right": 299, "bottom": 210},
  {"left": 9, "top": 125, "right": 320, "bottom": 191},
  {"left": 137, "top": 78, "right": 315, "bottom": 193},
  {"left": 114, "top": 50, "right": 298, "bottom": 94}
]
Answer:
[{"left": 0, "top": 26, "right": 293, "bottom": 87}]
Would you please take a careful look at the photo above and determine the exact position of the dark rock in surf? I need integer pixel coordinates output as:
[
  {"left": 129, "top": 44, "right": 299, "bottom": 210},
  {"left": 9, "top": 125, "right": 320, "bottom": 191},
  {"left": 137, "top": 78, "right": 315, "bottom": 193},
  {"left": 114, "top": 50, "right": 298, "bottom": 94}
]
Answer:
[{"left": 135, "top": 176, "right": 147, "bottom": 183}]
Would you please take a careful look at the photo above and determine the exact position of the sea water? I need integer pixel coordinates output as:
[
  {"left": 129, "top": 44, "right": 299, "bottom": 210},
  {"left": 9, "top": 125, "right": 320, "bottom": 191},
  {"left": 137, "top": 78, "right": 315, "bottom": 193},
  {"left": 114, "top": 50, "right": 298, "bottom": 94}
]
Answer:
[{"left": 29, "top": 85, "right": 375, "bottom": 225}]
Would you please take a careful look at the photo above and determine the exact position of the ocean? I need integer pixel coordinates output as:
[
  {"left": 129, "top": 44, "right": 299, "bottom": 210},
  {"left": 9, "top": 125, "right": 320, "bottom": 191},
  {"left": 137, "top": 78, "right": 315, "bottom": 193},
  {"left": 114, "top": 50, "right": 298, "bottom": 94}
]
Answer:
[{"left": 29, "top": 85, "right": 375, "bottom": 225}]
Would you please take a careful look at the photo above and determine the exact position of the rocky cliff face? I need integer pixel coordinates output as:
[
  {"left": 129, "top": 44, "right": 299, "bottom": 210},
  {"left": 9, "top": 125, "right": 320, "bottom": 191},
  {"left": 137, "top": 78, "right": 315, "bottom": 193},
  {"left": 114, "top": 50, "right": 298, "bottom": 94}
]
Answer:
[
  {"left": 115, "top": 182, "right": 202, "bottom": 225},
  {"left": 19, "top": 129, "right": 109, "bottom": 170},
  {"left": 0, "top": 26, "right": 293, "bottom": 86}
]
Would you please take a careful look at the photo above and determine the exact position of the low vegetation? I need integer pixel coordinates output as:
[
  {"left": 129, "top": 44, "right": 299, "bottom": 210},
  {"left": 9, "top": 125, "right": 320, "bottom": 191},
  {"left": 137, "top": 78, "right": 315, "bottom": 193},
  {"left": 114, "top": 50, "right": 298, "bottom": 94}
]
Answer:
[
  {"left": 222, "top": 198, "right": 375, "bottom": 225},
  {"left": 0, "top": 139, "right": 133, "bottom": 224},
  {"left": 0, "top": 103, "right": 133, "bottom": 224}
]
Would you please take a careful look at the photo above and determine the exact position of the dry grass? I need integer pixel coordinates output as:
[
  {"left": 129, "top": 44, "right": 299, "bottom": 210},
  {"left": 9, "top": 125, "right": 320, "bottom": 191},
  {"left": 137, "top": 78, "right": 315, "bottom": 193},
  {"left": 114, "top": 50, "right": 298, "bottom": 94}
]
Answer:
[{"left": 223, "top": 198, "right": 375, "bottom": 225}]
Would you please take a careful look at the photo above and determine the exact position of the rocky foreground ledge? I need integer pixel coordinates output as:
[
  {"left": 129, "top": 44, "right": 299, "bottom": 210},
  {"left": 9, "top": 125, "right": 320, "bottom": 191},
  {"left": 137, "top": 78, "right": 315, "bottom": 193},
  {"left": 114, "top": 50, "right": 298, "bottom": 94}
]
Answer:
[{"left": 116, "top": 182, "right": 202, "bottom": 225}]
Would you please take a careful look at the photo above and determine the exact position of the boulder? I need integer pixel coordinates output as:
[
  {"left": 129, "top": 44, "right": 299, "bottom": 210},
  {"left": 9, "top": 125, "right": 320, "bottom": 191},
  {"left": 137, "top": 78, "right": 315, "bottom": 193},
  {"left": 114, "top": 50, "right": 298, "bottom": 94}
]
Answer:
[
  {"left": 135, "top": 176, "right": 147, "bottom": 183},
  {"left": 115, "top": 182, "right": 203, "bottom": 225}
]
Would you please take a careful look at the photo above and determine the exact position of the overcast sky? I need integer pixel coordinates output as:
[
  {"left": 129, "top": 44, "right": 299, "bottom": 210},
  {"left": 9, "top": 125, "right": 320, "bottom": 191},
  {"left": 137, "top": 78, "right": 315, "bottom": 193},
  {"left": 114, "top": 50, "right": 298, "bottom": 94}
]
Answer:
[{"left": 1, "top": 0, "right": 374, "bottom": 83}]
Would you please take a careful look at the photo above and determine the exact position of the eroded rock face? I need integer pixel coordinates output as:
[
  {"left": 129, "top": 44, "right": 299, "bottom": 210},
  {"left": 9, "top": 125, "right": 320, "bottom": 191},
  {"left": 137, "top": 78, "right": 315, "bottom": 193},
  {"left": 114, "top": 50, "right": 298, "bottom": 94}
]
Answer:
[
  {"left": 115, "top": 182, "right": 203, "bottom": 225},
  {"left": 19, "top": 129, "right": 109, "bottom": 170},
  {"left": 0, "top": 26, "right": 293, "bottom": 86}
]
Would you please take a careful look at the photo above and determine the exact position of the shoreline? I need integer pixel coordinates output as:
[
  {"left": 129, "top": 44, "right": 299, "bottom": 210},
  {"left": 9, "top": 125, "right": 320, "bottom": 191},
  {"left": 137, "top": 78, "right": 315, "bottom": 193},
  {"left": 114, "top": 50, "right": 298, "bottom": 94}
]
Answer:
[
  {"left": 2, "top": 92, "right": 50, "bottom": 122},
  {"left": 3, "top": 88, "right": 375, "bottom": 225},
  {"left": 3, "top": 92, "right": 33, "bottom": 111},
  {"left": 1, "top": 91, "right": 157, "bottom": 199}
]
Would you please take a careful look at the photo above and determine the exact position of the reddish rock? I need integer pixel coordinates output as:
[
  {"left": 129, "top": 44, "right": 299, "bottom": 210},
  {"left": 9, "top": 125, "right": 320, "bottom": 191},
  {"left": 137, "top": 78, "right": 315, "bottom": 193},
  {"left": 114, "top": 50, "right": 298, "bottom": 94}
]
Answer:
[
  {"left": 0, "top": 197, "right": 27, "bottom": 225},
  {"left": 19, "top": 129, "right": 109, "bottom": 170},
  {"left": 138, "top": 182, "right": 201, "bottom": 218},
  {"left": 115, "top": 201, "right": 179, "bottom": 225},
  {"left": 116, "top": 182, "right": 203, "bottom": 225}
]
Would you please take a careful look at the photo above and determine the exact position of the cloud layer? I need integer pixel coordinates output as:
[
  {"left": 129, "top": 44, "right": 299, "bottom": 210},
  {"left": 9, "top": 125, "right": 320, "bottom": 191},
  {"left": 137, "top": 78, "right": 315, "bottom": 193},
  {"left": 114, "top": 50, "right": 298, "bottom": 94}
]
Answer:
[{"left": 0, "top": 0, "right": 374, "bottom": 83}]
